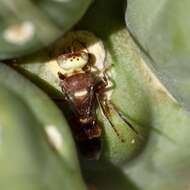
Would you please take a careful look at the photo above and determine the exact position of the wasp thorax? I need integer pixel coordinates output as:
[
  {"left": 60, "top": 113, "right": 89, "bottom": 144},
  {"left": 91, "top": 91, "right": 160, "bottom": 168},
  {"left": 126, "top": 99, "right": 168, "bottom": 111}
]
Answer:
[{"left": 57, "top": 51, "right": 89, "bottom": 71}]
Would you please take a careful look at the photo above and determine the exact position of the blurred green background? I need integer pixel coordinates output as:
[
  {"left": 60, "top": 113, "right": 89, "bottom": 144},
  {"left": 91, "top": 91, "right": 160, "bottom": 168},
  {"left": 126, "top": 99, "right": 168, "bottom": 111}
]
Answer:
[{"left": 0, "top": 0, "right": 190, "bottom": 190}]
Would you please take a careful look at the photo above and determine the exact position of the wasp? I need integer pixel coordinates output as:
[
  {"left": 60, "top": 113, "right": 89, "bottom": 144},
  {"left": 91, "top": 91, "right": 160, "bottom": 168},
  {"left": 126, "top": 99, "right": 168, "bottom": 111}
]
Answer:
[{"left": 57, "top": 40, "right": 138, "bottom": 159}]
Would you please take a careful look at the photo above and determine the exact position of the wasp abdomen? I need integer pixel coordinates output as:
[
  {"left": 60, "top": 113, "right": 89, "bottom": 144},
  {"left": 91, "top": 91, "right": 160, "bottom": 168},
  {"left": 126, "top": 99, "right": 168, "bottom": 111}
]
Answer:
[{"left": 71, "top": 118, "right": 102, "bottom": 159}]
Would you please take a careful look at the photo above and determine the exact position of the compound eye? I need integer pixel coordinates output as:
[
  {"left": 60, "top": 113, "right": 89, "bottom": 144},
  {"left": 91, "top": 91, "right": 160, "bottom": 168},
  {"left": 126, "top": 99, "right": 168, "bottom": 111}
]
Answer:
[{"left": 57, "top": 51, "right": 89, "bottom": 70}]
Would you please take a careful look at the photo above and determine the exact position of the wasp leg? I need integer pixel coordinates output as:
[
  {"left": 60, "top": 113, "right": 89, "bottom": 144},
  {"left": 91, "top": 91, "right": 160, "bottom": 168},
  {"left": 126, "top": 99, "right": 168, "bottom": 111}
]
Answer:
[
  {"left": 110, "top": 103, "right": 139, "bottom": 135},
  {"left": 96, "top": 94, "right": 125, "bottom": 143},
  {"left": 110, "top": 102, "right": 147, "bottom": 142},
  {"left": 93, "top": 63, "right": 112, "bottom": 77},
  {"left": 58, "top": 72, "right": 66, "bottom": 80},
  {"left": 94, "top": 66, "right": 116, "bottom": 94}
]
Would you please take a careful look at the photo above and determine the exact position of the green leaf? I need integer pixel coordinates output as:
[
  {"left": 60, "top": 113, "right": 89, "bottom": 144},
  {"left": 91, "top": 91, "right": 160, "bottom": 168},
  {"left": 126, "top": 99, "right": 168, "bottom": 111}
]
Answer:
[
  {"left": 126, "top": 0, "right": 190, "bottom": 110},
  {"left": 0, "top": 0, "right": 91, "bottom": 59},
  {"left": 123, "top": 1, "right": 190, "bottom": 189},
  {"left": 0, "top": 64, "right": 86, "bottom": 190}
]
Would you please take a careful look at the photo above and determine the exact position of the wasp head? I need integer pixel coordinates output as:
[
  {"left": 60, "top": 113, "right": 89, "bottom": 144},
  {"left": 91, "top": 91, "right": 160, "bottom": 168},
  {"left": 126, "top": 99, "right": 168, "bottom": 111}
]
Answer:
[{"left": 57, "top": 51, "right": 89, "bottom": 73}]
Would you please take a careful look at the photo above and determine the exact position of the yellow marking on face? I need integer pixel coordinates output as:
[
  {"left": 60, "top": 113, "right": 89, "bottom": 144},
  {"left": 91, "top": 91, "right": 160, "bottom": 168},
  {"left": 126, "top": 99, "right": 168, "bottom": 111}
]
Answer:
[{"left": 57, "top": 51, "right": 88, "bottom": 71}]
